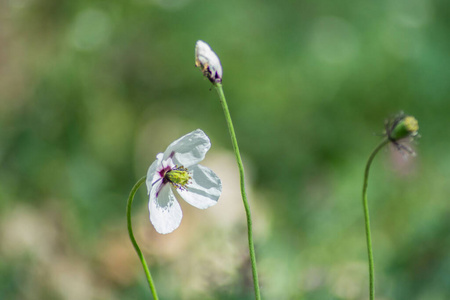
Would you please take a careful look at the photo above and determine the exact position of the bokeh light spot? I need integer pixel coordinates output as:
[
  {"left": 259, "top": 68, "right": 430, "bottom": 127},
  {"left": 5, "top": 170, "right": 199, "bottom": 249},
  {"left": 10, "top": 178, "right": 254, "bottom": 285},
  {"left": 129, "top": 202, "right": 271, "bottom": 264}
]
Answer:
[
  {"left": 310, "top": 16, "right": 360, "bottom": 64},
  {"left": 68, "top": 8, "right": 112, "bottom": 51}
]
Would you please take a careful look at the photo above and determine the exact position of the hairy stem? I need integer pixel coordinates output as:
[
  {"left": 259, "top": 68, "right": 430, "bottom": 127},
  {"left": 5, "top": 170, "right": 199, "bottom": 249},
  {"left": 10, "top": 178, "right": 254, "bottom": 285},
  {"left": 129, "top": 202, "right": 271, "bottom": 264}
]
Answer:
[
  {"left": 127, "top": 176, "right": 159, "bottom": 300},
  {"left": 214, "top": 83, "right": 261, "bottom": 300},
  {"left": 362, "top": 138, "right": 389, "bottom": 300}
]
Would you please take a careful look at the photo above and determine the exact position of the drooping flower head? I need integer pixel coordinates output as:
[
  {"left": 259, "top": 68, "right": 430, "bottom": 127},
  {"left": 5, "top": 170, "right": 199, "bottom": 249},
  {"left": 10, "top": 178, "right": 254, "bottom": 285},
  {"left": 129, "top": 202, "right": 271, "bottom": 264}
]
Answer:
[
  {"left": 195, "top": 40, "right": 223, "bottom": 84},
  {"left": 146, "top": 129, "right": 222, "bottom": 234},
  {"left": 384, "top": 112, "right": 419, "bottom": 155}
]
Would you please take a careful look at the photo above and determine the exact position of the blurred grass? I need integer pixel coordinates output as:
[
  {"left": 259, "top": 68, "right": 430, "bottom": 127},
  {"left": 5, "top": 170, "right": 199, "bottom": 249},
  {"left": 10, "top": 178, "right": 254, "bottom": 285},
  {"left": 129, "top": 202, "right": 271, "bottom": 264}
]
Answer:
[{"left": 1, "top": 0, "right": 450, "bottom": 299}]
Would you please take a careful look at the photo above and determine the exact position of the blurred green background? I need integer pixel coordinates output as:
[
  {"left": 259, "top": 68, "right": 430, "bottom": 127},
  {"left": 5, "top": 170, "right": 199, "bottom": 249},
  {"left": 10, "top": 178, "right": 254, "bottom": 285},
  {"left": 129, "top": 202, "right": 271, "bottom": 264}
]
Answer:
[{"left": 1, "top": 0, "right": 450, "bottom": 299}]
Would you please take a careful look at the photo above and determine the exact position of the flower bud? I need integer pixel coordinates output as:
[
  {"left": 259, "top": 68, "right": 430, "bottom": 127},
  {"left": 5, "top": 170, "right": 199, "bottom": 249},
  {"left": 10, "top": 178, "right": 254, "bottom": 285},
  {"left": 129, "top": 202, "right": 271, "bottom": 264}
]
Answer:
[
  {"left": 195, "top": 40, "right": 223, "bottom": 84},
  {"left": 388, "top": 115, "right": 419, "bottom": 141}
]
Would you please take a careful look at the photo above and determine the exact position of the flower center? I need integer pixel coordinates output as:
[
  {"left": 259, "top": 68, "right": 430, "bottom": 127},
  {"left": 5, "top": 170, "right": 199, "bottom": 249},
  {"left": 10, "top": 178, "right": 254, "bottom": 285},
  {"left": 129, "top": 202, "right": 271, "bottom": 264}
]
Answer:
[{"left": 165, "top": 166, "right": 191, "bottom": 191}]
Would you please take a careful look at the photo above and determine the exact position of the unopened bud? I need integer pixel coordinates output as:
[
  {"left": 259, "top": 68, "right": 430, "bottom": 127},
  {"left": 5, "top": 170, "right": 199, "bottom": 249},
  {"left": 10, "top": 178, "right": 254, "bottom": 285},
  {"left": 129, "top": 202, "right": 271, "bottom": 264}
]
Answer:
[
  {"left": 388, "top": 115, "right": 419, "bottom": 141},
  {"left": 195, "top": 40, "right": 223, "bottom": 84}
]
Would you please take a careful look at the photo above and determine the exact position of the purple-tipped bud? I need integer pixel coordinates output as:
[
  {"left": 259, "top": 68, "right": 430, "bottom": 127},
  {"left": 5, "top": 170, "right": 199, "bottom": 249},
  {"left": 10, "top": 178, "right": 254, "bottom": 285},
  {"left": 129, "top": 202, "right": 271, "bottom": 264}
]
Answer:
[{"left": 195, "top": 40, "right": 223, "bottom": 84}]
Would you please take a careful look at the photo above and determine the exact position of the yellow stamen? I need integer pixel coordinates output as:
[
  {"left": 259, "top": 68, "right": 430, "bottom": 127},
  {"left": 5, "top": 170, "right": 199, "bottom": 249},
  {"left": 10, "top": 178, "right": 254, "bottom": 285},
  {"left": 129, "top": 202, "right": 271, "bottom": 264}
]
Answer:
[{"left": 165, "top": 167, "right": 191, "bottom": 189}]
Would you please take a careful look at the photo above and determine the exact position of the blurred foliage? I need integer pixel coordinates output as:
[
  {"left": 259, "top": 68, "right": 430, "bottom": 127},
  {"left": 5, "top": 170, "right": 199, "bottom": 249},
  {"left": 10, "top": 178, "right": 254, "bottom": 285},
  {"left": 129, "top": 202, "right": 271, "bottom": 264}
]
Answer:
[{"left": 1, "top": 0, "right": 450, "bottom": 299}]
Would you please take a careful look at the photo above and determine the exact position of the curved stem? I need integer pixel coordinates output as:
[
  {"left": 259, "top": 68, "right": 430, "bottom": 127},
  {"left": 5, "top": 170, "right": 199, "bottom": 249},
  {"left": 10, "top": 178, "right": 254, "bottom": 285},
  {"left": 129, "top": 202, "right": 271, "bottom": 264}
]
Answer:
[
  {"left": 214, "top": 83, "right": 261, "bottom": 300},
  {"left": 127, "top": 176, "right": 159, "bottom": 300},
  {"left": 362, "top": 138, "right": 389, "bottom": 300}
]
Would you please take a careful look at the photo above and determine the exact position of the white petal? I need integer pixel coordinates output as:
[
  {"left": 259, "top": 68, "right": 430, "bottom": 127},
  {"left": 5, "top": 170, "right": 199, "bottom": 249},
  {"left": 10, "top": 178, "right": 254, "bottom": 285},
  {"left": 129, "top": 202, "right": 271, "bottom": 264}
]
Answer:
[
  {"left": 177, "top": 164, "right": 222, "bottom": 209},
  {"left": 146, "top": 153, "right": 164, "bottom": 194},
  {"left": 162, "top": 129, "right": 211, "bottom": 168},
  {"left": 149, "top": 182, "right": 183, "bottom": 234}
]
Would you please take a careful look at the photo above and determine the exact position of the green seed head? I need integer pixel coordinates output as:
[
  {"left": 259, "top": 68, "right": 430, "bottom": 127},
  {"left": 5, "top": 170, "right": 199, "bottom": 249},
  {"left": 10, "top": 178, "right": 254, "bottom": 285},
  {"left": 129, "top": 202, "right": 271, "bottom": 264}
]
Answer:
[
  {"left": 165, "top": 167, "right": 191, "bottom": 190},
  {"left": 389, "top": 115, "right": 419, "bottom": 141}
]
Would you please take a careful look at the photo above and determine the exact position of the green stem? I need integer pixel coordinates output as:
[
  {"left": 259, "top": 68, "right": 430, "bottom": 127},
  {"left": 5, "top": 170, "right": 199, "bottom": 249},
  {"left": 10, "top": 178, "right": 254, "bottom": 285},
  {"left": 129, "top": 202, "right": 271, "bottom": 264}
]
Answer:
[
  {"left": 214, "top": 83, "right": 261, "bottom": 300},
  {"left": 127, "top": 176, "right": 159, "bottom": 300},
  {"left": 362, "top": 138, "right": 389, "bottom": 300}
]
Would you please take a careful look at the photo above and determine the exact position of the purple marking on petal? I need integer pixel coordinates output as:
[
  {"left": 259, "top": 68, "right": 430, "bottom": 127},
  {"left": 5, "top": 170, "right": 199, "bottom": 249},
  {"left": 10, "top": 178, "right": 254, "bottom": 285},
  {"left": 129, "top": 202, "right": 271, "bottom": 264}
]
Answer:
[
  {"left": 155, "top": 182, "right": 166, "bottom": 198},
  {"left": 158, "top": 165, "right": 172, "bottom": 178},
  {"left": 152, "top": 177, "right": 163, "bottom": 187},
  {"left": 168, "top": 151, "right": 175, "bottom": 159}
]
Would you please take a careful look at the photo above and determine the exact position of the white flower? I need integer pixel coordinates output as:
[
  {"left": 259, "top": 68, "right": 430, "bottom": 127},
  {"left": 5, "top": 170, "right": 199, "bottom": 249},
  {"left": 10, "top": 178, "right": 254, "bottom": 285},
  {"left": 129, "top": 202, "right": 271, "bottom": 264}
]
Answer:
[
  {"left": 195, "top": 40, "right": 223, "bottom": 83},
  {"left": 146, "top": 129, "right": 222, "bottom": 234}
]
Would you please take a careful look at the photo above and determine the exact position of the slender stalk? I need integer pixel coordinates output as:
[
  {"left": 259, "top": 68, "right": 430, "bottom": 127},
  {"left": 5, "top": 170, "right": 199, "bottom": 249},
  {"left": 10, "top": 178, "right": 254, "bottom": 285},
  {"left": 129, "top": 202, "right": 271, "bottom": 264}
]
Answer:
[
  {"left": 214, "top": 83, "right": 261, "bottom": 300},
  {"left": 362, "top": 138, "right": 389, "bottom": 300},
  {"left": 127, "top": 176, "right": 159, "bottom": 300}
]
